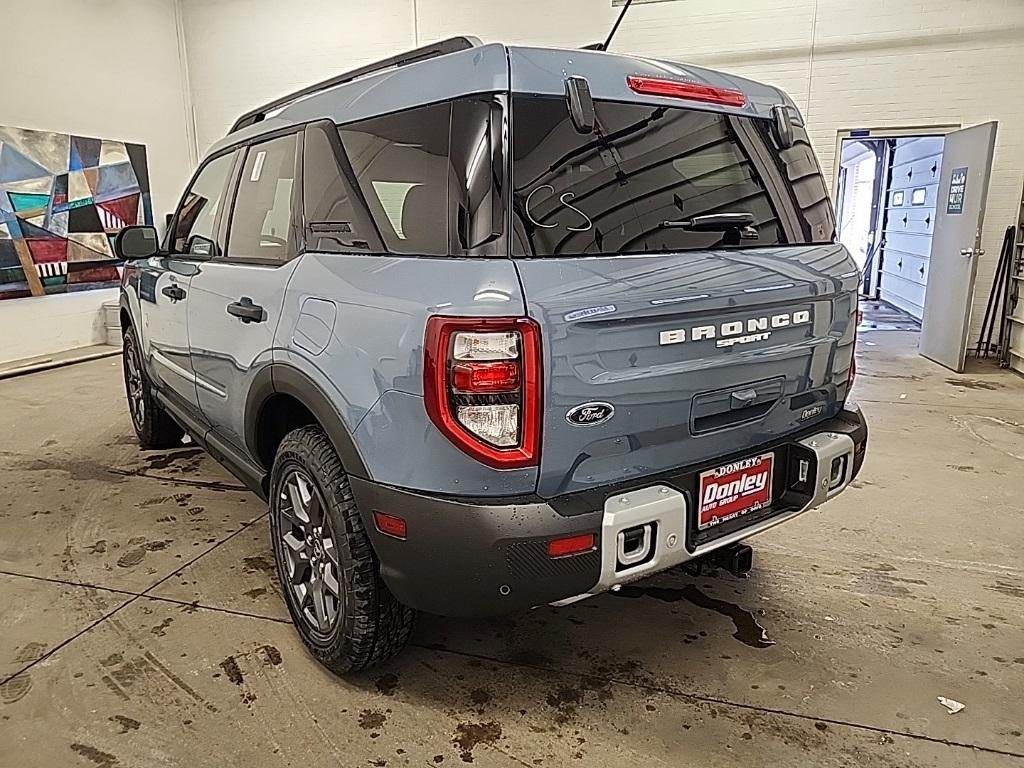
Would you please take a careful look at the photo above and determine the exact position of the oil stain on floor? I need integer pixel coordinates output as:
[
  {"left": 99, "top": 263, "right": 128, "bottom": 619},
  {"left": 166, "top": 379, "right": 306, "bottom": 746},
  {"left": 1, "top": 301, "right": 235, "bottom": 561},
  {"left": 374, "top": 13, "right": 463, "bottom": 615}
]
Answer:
[{"left": 615, "top": 583, "right": 774, "bottom": 648}]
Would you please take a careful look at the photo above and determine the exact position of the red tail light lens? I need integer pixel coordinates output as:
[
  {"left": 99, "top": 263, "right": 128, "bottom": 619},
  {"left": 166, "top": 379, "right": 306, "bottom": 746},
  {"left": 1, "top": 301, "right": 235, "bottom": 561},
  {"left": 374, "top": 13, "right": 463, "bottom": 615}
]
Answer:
[
  {"left": 424, "top": 316, "right": 541, "bottom": 468},
  {"left": 626, "top": 75, "right": 746, "bottom": 107},
  {"left": 451, "top": 361, "right": 520, "bottom": 393}
]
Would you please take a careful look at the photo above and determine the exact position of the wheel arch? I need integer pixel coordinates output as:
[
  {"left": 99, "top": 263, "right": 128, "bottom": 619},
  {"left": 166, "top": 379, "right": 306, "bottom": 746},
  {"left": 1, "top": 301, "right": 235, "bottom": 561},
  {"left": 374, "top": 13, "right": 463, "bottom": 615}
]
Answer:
[{"left": 246, "top": 364, "right": 369, "bottom": 480}]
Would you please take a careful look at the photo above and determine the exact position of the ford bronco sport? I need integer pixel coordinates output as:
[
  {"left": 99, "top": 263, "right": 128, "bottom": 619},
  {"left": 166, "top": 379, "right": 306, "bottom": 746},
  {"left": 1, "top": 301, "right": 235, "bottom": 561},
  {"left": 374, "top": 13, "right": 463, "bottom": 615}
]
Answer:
[{"left": 116, "top": 37, "right": 867, "bottom": 673}]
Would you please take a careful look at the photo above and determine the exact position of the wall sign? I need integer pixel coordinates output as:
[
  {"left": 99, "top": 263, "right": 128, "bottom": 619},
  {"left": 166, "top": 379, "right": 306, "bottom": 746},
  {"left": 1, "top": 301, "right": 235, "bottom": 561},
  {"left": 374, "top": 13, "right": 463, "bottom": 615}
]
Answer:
[{"left": 946, "top": 166, "right": 968, "bottom": 215}]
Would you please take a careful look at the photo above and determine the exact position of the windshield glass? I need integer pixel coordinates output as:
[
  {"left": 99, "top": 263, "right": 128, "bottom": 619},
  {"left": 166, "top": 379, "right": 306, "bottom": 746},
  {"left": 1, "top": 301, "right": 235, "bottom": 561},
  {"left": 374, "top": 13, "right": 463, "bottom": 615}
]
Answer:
[{"left": 511, "top": 96, "right": 835, "bottom": 257}]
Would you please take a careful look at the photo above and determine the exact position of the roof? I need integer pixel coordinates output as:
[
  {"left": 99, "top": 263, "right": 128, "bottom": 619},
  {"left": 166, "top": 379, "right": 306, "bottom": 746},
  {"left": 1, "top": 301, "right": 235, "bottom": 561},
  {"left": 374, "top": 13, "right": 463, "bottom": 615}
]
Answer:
[{"left": 209, "top": 38, "right": 795, "bottom": 156}]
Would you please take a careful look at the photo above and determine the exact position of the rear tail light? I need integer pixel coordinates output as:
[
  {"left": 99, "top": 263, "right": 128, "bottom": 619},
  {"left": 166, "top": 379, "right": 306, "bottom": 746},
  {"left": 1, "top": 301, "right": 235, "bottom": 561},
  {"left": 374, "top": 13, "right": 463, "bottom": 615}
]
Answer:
[
  {"left": 424, "top": 316, "right": 541, "bottom": 468},
  {"left": 626, "top": 75, "right": 746, "bottom": 107}
]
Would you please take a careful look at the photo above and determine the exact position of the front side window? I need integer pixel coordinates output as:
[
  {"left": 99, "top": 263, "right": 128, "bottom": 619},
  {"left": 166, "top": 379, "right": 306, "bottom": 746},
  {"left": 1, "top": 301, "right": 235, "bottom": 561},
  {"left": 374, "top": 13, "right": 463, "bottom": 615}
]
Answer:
[
  {"left": 171, "top": 151, "right": 235, "bottom": 256},
  {"left": 228, "top": 133, "right": 299, "bottom": 262},
  {"left": 511, "top": 96, "right": 835, "bottom": 257}
]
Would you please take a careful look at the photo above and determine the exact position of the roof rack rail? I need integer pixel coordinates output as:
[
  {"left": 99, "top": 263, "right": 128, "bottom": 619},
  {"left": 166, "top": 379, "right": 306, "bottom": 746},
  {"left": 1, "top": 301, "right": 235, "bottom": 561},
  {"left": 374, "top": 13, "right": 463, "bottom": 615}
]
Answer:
[{"left": 229, "top": 36, "right": 482, "bottom": 134}]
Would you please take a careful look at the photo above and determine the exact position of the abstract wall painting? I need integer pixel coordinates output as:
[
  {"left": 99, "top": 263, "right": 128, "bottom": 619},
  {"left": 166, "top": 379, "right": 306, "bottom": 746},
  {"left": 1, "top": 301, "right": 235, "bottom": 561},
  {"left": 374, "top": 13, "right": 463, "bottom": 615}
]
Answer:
[{"left": 0, "top": 126, "right": 152, "bottom": 301}]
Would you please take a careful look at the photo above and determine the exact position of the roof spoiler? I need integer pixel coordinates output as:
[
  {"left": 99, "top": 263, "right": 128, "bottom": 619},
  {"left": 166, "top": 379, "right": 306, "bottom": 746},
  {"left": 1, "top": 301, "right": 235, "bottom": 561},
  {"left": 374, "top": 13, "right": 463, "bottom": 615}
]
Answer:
[{"left": 229, "top": 36, "right": 482, "bottom": 134}]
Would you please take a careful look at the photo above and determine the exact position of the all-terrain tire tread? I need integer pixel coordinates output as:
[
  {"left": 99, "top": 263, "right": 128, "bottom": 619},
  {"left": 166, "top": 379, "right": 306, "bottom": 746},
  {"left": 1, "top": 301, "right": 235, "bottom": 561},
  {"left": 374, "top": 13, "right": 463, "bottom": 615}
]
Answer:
[{"left": 271, "top": 426, "right": 414, "bottom": 673}]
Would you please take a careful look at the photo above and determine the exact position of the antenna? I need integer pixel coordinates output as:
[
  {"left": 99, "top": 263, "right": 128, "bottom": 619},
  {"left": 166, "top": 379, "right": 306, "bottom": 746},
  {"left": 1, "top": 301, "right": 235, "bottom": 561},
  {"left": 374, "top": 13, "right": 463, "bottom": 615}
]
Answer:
[{"left": 584, "top": 0, "right": 634, "bottom": 52}]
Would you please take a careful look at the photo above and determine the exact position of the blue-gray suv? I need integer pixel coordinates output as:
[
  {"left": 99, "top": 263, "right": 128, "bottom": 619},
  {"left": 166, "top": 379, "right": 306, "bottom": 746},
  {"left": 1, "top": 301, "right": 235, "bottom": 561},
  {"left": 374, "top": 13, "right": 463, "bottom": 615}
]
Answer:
[{"left": 116, "top": 37, "right": 867, "bottom": 673}]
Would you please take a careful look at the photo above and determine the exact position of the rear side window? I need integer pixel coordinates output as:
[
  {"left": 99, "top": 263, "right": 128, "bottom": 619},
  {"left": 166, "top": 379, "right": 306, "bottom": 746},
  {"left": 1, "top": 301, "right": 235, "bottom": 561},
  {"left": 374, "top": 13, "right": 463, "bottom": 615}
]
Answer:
[
  {"left": 171, "top": 151, "right": 235, "bottom": 256},
  {"left": 511, "top": 96, "right": 835, "bottom": 257},
  {"left": 302, "top": 98, "right": 506, "bottom": 257},
  {"left": 339, "top": 102, "right": 451, "bottom": 256},
  {"left": 228, "top": 133, "right": 299, "bottom": 262}
]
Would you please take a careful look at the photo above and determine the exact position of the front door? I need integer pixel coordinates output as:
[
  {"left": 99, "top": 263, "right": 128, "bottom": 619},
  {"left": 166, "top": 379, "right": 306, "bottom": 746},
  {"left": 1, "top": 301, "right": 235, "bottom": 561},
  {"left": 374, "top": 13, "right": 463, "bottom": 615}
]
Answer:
[
  {"left": 139, "top": 150, "right": 236, "bottom": 420},
  {"left": 188, "top": 132, "right": 302, "bottom": 455},
  {"left": 919, "top": 122, "right": 998, "bottom": 371}
]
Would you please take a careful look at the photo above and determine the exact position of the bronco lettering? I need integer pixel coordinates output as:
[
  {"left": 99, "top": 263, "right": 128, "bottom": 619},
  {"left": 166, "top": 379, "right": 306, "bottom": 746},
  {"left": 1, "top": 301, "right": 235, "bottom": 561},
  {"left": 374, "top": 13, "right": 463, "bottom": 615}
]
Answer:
[{"left": 660, "top": 310, "right": 811, "bottom": 347}]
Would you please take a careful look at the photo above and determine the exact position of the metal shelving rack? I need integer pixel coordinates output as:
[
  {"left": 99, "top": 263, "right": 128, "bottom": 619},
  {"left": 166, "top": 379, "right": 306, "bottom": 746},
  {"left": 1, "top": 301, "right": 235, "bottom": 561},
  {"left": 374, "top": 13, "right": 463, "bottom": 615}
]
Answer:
[{"left": 1007, "top": 177, "right": 1024, "bottom": 374}]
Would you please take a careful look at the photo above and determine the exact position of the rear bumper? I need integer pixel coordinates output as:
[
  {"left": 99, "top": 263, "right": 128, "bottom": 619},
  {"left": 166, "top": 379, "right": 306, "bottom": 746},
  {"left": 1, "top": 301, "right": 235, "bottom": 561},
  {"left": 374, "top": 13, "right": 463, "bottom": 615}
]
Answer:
[{"left": 352, "top": 404, "right": 867, "bottom": 617}]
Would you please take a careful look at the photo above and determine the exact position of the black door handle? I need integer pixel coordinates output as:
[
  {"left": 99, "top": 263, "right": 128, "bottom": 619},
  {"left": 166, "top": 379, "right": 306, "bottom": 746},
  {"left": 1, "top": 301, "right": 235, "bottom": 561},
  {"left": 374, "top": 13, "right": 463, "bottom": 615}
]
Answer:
[
  {"left": 227, "top": 297, "right": 266, "bottom": 324},
  {"left": 162, "top": 284, "right": 186, "bottom": 302},
  {"left": 730, "top": 388, "right": 758, "bottom": 408}
]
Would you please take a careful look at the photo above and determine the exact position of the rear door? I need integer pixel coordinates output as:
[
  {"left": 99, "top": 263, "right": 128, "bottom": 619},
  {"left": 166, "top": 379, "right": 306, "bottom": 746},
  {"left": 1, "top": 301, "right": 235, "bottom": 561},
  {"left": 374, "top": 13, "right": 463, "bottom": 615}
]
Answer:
[
  {"left": 188, "top": 131, "right": 303, "bottom": 454},
  {"left": 919, "top": 122, "right": 998, "bottom": 372},
  {"left": 138, "top": 151, "right": 235, "bottom": 421},
  {"left": 510, "top": 95, "right": 859, "bottom": 498}
]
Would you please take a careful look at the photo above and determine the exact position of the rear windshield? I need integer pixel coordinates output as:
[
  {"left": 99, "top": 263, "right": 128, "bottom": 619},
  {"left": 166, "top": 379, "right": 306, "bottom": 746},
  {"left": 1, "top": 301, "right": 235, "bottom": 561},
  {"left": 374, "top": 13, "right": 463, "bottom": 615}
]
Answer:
[{"left": 511, "top": 96, "right": 835, "bottom": 257}]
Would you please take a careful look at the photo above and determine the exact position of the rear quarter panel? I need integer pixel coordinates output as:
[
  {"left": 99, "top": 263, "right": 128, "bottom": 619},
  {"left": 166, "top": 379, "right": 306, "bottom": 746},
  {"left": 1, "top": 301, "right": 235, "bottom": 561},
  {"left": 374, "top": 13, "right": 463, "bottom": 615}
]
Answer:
[{"left": 276, "top": 252, "right": 539, "bottom": 496}]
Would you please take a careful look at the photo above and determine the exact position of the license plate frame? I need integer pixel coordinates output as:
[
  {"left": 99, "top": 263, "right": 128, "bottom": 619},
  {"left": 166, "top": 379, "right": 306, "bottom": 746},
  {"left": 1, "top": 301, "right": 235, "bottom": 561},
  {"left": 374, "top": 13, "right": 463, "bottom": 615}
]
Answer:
[{"left": 697, "top": 452, "right": 774, "bottom": 530}]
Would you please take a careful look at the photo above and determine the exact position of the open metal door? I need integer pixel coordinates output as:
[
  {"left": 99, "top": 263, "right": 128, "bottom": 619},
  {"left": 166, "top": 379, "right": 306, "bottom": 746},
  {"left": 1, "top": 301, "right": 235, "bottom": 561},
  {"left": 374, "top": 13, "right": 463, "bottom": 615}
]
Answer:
[{"left": 919, "top": 122, "right": 998, "bottom": 371}]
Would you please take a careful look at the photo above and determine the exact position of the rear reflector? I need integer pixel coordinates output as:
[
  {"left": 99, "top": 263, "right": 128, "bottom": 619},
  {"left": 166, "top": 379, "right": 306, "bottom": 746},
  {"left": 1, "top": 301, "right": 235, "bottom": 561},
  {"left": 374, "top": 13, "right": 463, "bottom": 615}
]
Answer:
[
  {"left": 373, "top": 511, "right": 407, "bottom": 540},
  {"left": 547, "top": 533, "right": 596, "bottom": 558},
  {"left": 626, "top": 75, "right": 746, "bottom": 107}
]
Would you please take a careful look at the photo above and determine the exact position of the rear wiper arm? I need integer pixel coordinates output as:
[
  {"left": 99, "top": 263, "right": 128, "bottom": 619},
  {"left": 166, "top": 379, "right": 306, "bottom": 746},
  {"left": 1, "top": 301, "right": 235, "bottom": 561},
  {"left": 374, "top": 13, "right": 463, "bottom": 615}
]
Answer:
[{"left": 662, "top": 212, "right": 756, "bottom": 231}]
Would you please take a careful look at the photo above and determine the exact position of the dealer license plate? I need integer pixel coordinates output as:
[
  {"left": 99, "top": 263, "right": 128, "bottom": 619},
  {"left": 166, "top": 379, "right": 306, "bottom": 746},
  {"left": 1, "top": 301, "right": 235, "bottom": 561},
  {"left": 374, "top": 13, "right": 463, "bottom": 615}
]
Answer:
[{"left": 697, "top": 452, "right": 774, "bottom": 530}]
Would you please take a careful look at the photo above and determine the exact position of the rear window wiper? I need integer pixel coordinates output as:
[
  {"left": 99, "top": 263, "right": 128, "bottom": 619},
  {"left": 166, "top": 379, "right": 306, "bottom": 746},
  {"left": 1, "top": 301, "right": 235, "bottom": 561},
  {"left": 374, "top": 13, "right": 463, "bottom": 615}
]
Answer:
[{"left": 662, "top": 212, "right": 756, "bottom": 231}]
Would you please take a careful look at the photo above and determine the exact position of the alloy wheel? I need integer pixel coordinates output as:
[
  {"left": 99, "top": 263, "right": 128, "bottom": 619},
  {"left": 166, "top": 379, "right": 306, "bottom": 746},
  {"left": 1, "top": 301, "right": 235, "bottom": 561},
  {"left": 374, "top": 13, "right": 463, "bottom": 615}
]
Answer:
[
  {"left": 125, "top": 340, "right": 145, "bottom": 428},
  {"left": 277, "top": 470, "right": 343, "bottom": 635}
]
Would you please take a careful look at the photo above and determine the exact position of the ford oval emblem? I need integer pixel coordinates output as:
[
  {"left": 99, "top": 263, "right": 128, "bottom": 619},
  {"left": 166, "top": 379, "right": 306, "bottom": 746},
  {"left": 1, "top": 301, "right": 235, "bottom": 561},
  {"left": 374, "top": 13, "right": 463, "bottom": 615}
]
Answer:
[{"left": 566, "top": 402, "right": 615, "bottom": 427}]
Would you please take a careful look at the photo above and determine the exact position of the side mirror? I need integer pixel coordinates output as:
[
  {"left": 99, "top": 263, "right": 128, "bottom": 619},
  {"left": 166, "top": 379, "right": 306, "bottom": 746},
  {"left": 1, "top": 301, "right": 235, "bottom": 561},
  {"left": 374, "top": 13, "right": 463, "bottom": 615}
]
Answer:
[
  {"left": 115, "top": 226, "right": 160, "bottom": 260},
  {"left": 771, "top": 105, "right": 795, "bottom": 149},
  {"left": 565, "top": 76, "right": 596, "bottom": 133}
]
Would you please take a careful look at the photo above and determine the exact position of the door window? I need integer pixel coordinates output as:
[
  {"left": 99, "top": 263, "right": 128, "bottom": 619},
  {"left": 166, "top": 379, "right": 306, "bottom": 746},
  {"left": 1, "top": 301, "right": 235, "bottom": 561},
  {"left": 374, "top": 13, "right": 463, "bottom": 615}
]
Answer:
[
  {"left": 228, "top": 133, "right": 300, "bottom": 262},
  {"left": 170, "top": 152, "right": 236, "bottom": 256}
]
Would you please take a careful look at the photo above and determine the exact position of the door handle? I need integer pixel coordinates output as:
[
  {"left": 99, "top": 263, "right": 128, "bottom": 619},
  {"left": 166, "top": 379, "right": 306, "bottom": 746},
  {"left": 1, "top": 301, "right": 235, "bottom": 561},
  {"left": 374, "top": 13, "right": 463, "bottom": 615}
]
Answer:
[
  {"left": 730, "top": 388, "right": 758, "bottom": 408},
  {"left": 227, "top": 297, "right": 266, "bottom": 324},
  {"left": 161, "top": 285, "right": 186, "bottom": 301},
  {"left": 960, "top": 248, "right": 984, "bottom": 258}
]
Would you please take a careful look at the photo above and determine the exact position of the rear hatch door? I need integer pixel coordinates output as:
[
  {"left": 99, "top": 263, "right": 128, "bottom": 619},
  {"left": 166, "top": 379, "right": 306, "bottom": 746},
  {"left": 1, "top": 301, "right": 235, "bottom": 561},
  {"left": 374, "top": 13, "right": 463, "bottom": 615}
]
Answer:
[{"left": 509, "top": 92, "right": 858, "bottom": 498}]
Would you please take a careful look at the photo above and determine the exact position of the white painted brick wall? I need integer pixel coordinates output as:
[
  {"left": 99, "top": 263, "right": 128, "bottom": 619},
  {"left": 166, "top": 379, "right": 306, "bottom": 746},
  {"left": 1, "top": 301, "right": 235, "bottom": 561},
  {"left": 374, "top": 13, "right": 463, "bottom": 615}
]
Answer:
[{"left": 181, "top": 0, "right": 1024, "bottom": 344}]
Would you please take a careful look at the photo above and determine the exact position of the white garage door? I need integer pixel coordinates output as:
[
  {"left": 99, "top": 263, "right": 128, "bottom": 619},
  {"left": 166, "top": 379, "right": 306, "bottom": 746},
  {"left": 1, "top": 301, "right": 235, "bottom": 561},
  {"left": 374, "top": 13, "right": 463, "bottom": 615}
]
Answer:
[{"left": 878, "top": 137, "right": 945, "bottom": 319}]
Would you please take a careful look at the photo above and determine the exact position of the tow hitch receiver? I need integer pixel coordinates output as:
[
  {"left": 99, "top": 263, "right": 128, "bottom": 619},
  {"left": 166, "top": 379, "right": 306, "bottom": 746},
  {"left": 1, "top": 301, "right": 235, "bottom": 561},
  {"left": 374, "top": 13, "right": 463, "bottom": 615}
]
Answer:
[{"left": 683, "top": 543, "right": 753, "bottom": 577}]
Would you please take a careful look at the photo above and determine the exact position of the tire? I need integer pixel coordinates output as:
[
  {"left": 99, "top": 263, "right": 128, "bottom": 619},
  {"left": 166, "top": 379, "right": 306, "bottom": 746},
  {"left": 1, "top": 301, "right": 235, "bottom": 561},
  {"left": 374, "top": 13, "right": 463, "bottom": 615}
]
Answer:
[
  {"left": 122, "top": 326, "right": 185, "bottom": 450},
  {"left": 269, "top": 425, "right": 414, "bottom": 674}
]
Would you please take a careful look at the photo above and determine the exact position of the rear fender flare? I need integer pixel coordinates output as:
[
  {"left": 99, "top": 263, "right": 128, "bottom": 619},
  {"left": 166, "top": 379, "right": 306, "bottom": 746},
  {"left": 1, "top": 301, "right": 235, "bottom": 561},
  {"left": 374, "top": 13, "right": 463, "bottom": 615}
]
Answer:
[{"left": 245, "top": 364, "right": 368, "bottom": 479}]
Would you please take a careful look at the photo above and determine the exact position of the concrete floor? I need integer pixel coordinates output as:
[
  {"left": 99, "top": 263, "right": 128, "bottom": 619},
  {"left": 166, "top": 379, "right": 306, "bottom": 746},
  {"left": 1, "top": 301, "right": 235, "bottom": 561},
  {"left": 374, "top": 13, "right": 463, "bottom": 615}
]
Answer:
[{"left": 1, "top": 330, "right": 1022, "bottom": 767}]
